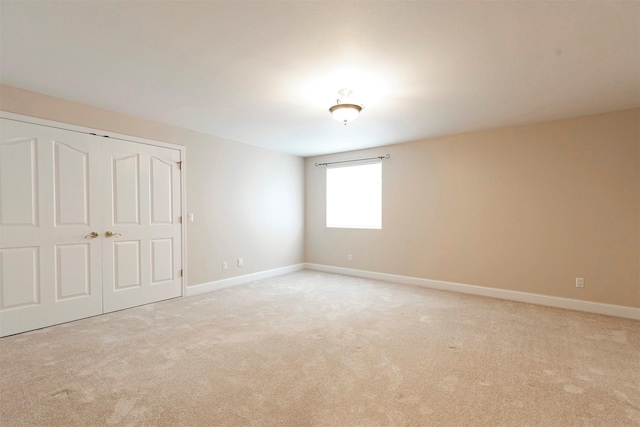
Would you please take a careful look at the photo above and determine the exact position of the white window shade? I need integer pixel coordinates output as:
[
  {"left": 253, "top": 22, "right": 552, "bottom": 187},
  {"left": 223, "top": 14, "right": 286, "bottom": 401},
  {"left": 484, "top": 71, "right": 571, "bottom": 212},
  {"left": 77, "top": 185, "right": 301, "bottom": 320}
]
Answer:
[{"left": 326, "top": 161, "right": 381, "bottom": 229}]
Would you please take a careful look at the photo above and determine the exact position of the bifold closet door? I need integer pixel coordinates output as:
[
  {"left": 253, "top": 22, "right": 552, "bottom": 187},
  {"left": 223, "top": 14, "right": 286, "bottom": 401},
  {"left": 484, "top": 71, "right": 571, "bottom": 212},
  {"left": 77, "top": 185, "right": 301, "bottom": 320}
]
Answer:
[
  {"left": 1, "top": 118, "right": 183, "bottom": 336},
  {"left": 101, "top": 139, "right": 182, "bottom": 313},
  {"left": 0, "top": 120, "right": 103, "bottom": 336}
]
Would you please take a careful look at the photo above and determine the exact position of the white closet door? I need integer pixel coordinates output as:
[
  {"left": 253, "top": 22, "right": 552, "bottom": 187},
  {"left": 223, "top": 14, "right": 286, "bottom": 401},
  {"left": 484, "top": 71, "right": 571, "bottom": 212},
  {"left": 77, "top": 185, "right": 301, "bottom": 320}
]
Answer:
[
  {"left": 0, "top": 120, "right": 102, "bottom": 336},
  {"left": 101, "top": 139, "right": 182, "bottom": 313},
  {"left": 1, "top": 117, "right": 184, "bottom": 336}
]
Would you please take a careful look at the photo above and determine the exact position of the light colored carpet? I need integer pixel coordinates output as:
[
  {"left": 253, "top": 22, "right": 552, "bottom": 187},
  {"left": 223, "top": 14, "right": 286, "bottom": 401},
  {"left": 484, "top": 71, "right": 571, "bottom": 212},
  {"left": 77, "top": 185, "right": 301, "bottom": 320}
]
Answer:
[{"left": 1, "top": 270, "right": 639, "bottom": 426}]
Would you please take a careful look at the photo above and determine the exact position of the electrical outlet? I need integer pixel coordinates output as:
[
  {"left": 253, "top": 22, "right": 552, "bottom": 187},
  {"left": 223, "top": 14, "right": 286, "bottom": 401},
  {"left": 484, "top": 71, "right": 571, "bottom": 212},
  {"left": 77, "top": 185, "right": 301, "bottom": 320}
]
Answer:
[
  {"left": 348, "top": 254, "right": 352, "bottom": 262},
  {"left": 576, "top": 277, "right": 584, "bottom": 288},
  {"left": 238, "top": 258, "right": 243, "bottom": 267},
  {"left": 222, "top": 261, "right": 228, "bottom": 270}
]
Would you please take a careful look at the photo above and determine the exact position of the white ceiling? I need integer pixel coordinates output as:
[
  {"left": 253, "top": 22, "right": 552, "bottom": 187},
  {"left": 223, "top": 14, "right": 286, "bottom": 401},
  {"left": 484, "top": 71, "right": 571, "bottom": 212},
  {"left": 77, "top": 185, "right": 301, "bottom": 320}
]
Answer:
[{"left": 1, "top": 1, "right": 638, "bottom": 157}]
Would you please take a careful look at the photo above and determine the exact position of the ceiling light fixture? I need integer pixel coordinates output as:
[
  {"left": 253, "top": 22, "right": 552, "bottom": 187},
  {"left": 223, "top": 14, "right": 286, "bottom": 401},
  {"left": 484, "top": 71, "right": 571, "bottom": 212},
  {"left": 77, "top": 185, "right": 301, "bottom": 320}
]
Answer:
[{"left": 329, "top": 88, "right": 363, "bottom": 125}]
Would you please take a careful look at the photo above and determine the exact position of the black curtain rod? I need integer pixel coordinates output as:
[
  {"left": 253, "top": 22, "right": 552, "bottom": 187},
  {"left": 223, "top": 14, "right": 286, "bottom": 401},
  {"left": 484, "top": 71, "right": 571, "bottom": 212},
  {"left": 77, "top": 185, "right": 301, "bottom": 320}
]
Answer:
[{"left": 315, "top": 154, "right": 390, "bottom": 167}]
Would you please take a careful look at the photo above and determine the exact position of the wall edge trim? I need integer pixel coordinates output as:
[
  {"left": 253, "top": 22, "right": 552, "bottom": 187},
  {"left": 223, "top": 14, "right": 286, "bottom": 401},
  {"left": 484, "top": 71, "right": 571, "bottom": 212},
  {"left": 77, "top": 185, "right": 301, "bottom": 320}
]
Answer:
[
  {"left": 303, "top": 263, "right": 640, "bottom": 320},
  {"left": 186, "top": 264, "right": 305, "bottom": 296}
]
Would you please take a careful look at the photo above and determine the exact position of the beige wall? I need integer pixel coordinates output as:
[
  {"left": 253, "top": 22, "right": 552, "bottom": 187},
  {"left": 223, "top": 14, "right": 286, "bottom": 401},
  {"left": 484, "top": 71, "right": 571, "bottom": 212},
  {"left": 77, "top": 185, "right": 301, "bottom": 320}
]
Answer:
[
  {"left": 3, "top": 84, "right": 637, "bottom": 308},
  {"left": 1, "top": 84, "right": 305, "bottom": 287},
  {"left": 306, "top": 109, "right": 640, "bottom": 308}
]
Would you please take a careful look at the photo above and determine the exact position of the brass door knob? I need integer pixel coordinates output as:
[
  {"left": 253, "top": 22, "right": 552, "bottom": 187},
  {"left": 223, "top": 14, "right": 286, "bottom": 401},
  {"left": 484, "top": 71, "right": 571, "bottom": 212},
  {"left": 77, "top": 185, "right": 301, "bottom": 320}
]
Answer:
[
  {"left": 105, "top": 231, "right": 122, "bottom": 237},
  {"left": 84, "top": 231, "right": 99, "bottom": 239}
]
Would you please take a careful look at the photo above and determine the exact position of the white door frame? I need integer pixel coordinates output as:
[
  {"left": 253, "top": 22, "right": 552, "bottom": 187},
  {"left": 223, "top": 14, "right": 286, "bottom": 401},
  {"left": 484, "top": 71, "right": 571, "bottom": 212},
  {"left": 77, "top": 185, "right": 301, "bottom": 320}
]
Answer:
[{"left": 0, "top": 111, "right": 188, "bottom": 297}]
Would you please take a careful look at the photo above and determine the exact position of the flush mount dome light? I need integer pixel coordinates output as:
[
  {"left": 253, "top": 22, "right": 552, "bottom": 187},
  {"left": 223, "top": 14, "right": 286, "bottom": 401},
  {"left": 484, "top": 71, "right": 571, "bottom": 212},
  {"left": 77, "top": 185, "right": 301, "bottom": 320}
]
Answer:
[{"left": 329, "top": 88, "right": 363, "bottom": 125}]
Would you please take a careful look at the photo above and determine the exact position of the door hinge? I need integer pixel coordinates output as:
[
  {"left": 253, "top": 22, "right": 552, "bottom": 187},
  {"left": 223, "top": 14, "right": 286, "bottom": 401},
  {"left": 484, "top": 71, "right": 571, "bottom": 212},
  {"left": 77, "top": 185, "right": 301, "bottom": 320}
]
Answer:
[
  {"left": 177, "top": 161, "right": 182, "bottom": 170},
  {"left": 180, "top": 269, "right": 183, "bottom": 277},
  {"left": 179, "top": 216, "right": 182, "bottom": 223}
]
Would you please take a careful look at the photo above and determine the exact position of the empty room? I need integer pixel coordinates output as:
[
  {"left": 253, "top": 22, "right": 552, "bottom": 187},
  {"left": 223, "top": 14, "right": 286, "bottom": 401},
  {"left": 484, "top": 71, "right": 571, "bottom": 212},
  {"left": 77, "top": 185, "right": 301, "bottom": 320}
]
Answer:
[{"left": 0, "top": 1, "right": 638, "bottom": 426}]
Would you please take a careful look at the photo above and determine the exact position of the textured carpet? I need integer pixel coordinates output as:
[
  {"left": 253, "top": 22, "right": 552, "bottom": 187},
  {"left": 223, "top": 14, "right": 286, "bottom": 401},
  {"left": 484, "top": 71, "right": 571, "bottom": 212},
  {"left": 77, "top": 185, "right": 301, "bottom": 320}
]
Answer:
[{"left": 1, "top": 270, "right": 639, "bottom": 426}]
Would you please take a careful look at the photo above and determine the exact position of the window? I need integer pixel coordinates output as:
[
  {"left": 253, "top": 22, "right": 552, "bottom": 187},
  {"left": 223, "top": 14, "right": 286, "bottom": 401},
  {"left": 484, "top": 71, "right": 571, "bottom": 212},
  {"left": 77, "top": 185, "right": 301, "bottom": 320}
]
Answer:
[{"left": 326, "top": 161, "right": 381, "bottom": 229}]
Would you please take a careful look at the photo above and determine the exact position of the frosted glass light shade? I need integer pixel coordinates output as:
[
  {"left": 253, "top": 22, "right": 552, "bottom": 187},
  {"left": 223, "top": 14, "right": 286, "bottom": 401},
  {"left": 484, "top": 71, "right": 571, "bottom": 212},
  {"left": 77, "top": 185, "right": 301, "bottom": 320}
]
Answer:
[{"left": 329, "top": 103, "right": 362, "bottom": 124}]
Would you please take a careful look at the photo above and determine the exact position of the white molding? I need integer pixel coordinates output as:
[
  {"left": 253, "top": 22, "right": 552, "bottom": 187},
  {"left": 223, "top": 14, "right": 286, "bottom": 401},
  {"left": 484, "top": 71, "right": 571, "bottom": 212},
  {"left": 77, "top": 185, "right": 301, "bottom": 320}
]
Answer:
[
  {"left": 179, "top": 146, "right": 187, "bottom": 297},
  {"left": 186, "top": 264, "right": 305, "bottom": 296},
  {"left": 0, "top": 111, "right": 183, "bottom": 150},
  {"left": 304, "top": 263, "right": 640, "bottom": 321}
]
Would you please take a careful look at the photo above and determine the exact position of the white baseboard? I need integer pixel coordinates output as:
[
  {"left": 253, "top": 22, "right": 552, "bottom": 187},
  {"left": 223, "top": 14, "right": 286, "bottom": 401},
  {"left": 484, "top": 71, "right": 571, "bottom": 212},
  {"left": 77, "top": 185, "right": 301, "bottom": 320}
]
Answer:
[
  {"left": 304, "top": 263, "right": 640, "bottom": 321},
  {"left": 186, "top": 263, "right": 305, "bottom": 297}
]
